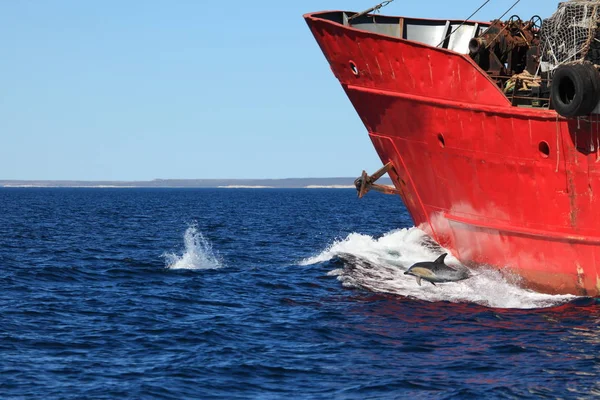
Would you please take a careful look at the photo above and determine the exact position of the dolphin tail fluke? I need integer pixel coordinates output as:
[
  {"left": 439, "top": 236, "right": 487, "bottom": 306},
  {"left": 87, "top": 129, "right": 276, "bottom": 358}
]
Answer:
[
  {"left": 416, "top": 277, "right": 422, "bottom": 286},
  {"left": 434, "top": 253, "right": 448, "bottom": 264}
]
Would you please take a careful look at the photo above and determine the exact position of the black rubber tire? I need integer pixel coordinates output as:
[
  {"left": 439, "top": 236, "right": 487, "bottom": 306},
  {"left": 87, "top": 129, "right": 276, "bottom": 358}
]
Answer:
[
  {"left": 551, "top": 63, "right": 600, "bottom": 117},
  {"left": 576, "top": 63, "right": 600, "bottom": 110}
]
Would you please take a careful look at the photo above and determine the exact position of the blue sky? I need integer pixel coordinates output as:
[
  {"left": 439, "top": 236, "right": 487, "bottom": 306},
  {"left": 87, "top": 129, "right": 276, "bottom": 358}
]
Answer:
[{"left": 0, "top": 1, "right": 559, "bottom": 180}]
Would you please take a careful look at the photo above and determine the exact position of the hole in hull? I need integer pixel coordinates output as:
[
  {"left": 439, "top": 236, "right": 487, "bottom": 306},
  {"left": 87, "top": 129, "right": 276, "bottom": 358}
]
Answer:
[
  {"left": 539, "top": 141, "right": 550, "bottom": 158},
  {"left": 349, "top": 61, "right": 359, "bottom": 76},
  {"left": 438, "top": 133, "right": 445, "bottom": 148}
]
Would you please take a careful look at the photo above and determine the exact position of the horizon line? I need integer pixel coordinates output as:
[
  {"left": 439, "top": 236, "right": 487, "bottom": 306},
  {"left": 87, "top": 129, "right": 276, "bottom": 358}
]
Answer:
[{"left": 0, "top": 177, "right": 391, "bottom": 182}]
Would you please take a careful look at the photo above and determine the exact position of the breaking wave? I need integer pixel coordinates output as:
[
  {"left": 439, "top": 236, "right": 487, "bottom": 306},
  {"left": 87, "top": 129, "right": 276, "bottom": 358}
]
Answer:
[
  {"left": 163, "top": 224, "right": 223, "bottom": 270},
  {"left": 301, "top": 228, "right": 577, "bottom": 309}
]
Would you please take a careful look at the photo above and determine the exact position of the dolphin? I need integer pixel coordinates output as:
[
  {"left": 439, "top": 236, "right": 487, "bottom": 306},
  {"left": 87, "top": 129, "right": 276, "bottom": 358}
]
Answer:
[{"left": 404, "top": 253, "right": 470, "bottom": 286}]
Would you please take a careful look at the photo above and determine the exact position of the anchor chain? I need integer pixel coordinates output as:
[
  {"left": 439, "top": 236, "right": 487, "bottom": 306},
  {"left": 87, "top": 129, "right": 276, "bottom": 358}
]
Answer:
[{"left": 354, "top": 162, "right": 402, "bottom": 198}]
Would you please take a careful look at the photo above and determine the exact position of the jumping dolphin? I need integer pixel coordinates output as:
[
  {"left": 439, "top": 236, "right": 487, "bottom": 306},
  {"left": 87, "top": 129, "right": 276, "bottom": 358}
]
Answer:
[{"left": 404, "top": 253, "right": 470, "bottom": 286}]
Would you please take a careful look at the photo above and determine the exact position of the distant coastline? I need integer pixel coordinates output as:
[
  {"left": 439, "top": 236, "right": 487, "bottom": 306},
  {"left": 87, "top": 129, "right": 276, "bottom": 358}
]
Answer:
[
  {"left": 305, "top": 185, "right": 355, "bottom": 189},
  {"left": 0, "top": 178, "right": 392, "bottom": 189},
  {"left": 217, "top": 185, "right": 274, "bottom": 189}
]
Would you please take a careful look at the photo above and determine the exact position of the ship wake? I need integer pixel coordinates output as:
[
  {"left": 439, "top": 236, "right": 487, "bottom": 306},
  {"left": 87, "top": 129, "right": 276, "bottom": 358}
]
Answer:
[{"left": 301, "top": 228, "right": 577, "bottom": 309}]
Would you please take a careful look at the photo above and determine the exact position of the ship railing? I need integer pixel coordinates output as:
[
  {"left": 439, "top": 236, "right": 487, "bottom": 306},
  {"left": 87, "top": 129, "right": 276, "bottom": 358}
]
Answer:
[{"left": 339, "top": 11, "right": 489, "bottom": 55}]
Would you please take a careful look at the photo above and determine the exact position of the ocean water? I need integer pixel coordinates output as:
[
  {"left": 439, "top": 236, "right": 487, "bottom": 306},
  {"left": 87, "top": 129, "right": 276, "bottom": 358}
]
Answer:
[{"left": 1, "top": 188, "right": 599, "bottom": 399}]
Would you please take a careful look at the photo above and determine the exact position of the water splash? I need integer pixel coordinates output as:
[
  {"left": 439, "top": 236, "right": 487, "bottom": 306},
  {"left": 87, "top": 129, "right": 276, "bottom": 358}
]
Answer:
[
  {"left": 163, "top": 224, "right": 223, "bottom": 270},
  {"left": 301, "top": 228, "right": 577, "bottom": 309}
]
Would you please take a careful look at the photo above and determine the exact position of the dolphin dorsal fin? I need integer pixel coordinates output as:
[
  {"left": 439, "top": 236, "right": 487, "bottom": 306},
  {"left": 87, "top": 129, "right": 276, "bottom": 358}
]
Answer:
[{"left": 434, "top": 253, "right": 448, "bottom": 264}]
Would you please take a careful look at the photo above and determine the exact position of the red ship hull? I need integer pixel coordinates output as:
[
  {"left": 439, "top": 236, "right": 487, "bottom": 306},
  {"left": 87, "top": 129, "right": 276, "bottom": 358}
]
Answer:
[{"left": 305, "top": 11, "right": 600, "bottom": 296}]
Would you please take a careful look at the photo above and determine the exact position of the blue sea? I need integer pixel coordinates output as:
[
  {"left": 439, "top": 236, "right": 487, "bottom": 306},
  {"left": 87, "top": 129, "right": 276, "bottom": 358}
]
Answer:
[{"left": 1, "top": 188, "right": 599, "bottom": 399}]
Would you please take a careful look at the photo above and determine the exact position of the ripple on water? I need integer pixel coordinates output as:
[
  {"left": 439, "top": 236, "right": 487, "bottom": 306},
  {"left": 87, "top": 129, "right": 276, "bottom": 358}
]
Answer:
[{"left": 1, "top": 189, "right": 599, "bottom": 399}]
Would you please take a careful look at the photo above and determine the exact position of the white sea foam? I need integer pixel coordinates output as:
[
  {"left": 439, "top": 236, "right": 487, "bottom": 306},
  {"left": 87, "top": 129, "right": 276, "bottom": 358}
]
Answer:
[
  {"left": 301, "top": 227, "right": 577, "bottom": 309},
  {"left": 163, "top": 224, "right": 223, "bottom": 270}
]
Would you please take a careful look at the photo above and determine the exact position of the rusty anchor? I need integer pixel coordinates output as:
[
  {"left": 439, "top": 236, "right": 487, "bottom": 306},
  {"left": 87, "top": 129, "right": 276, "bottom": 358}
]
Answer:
[{"left": 354, "top": 162, "right": 402, "bottom": 198}]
